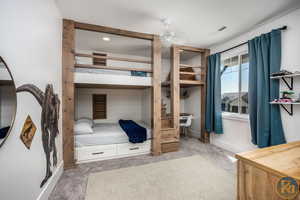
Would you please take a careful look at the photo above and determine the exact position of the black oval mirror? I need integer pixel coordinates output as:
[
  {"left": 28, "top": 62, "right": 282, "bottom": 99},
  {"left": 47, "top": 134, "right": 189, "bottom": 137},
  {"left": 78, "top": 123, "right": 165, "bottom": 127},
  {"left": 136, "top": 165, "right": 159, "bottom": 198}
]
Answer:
[{"left": 0, "top": 57, "right": 17, "bottom": 148}]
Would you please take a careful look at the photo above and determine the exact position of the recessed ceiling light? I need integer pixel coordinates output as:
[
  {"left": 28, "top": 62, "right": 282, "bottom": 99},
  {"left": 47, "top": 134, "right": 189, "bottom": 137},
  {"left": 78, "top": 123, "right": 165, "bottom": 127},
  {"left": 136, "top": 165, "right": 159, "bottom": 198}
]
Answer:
[
  {"left": 102, "top": 37, "right": 111, "bottom": 41},
  {"left": 218, "top": 26, "right": 227, "bottom": 32}
]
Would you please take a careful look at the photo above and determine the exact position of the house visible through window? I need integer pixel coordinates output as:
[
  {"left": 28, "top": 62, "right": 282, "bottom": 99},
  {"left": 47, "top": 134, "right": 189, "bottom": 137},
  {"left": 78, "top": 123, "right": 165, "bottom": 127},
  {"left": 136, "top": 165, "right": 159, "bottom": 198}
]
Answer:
[
  {"left": 93, "top": 94, "right": 107, "bottom": 119},
  {"left": 221, "top": 53, "right": 249, "bottom": 114}
]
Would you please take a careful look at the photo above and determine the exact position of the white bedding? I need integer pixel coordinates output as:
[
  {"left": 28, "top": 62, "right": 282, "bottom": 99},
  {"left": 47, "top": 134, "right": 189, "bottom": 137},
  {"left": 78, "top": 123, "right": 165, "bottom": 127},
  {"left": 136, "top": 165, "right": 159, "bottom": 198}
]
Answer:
[
  {"left": 74, "top": 68, "right": 152, "bottom": 86},
  {"left": 75, "top": 122, "right": 152, "bottom": 147}
]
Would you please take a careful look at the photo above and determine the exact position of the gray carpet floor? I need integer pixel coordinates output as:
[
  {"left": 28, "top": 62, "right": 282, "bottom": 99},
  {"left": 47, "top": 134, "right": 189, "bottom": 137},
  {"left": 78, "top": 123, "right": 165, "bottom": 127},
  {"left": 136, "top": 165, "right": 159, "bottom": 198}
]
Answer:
[{"left": 49, "top": 138, "right": 236, "bottom": 200}]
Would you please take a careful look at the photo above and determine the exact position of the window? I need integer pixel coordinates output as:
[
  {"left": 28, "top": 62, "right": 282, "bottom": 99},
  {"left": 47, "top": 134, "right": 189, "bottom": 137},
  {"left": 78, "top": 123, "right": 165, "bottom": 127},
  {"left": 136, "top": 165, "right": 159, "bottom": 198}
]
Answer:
[
  {"left": 221, "top": 53, "right": 249, "bottom": 114},
  {"left": 93, "top": 94, "right": 107, "bottom": 119}
]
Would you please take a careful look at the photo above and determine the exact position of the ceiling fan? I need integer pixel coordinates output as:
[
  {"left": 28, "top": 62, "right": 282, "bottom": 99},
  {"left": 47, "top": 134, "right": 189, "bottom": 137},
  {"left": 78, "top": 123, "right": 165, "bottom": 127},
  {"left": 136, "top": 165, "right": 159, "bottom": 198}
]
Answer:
[
  {"left": 160, "top": 18, "right": 176, "bottom": 46},
  {"left": 160, "top": 18, "right": 188, "bottom": 47}
]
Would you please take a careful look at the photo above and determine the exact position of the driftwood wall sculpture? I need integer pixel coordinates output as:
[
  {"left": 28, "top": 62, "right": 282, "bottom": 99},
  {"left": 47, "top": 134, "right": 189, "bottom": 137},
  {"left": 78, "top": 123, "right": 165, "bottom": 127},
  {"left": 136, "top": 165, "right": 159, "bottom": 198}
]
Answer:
[{"left": 17, "top": 84, "right": 60, "bottom": 188}]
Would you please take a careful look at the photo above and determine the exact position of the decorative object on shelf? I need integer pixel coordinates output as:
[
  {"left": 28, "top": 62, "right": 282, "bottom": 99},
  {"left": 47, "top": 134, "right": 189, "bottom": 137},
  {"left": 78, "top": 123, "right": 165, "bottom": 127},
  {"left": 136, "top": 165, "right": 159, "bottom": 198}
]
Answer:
[
  {"left": 20, "top": 115, "right": 36, "bottom": 149},
  {"left": 281, "top": 90, "right": 294, "bottom": 99},
  {"left": 270, "top": 70, "right": 292, "bottom": 77},
  {"left": 270, "top": 71, "right": 300, "bottom": 116},
  {"left": 16, "top": 84, "right": 60, "bottom": 188}
]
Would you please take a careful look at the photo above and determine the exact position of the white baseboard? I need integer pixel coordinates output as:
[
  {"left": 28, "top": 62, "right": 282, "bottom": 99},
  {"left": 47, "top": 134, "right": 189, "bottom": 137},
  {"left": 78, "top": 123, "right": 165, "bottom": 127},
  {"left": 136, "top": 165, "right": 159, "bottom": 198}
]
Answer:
[
  {"left": 188, "top": 128, "right": 200, "bottom": 138},
  {"left": 211, "top": 140, "right": 247, "bottom": 153},
  {"left": 37, "top": 161, "right": 64, "bottom": 200}
]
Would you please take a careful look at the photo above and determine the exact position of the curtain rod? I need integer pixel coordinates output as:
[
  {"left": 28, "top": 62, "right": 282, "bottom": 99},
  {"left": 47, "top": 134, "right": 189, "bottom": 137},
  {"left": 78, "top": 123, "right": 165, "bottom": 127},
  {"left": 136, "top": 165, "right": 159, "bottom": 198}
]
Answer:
[{"left": 217, "top": 25, "right": 287, "bottom": 55}]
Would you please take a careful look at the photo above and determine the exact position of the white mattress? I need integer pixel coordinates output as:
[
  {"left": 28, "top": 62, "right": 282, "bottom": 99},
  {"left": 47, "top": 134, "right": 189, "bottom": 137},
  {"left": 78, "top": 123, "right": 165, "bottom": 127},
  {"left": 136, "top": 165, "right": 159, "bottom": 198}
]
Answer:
[
  {"left": 74, "top": 68, "right": 152, "bottom": 86},
  {"left": 75, "top": 122, "right": 152, "bottom": 147}
]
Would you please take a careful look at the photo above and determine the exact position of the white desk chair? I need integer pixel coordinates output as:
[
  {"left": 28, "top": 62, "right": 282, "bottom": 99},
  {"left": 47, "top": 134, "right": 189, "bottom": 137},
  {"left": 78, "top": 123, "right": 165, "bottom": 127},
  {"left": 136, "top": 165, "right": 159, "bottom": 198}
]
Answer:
[{"left": 180, "top": 114, "right": 193, "bottom": 137}]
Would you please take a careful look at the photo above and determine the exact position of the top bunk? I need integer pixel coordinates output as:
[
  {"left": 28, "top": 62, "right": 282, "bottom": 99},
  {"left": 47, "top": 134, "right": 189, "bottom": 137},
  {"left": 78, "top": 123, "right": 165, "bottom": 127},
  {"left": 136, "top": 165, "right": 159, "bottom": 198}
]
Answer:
[{"left": 74, "top": 29, "right": 153, "bottom": 88}]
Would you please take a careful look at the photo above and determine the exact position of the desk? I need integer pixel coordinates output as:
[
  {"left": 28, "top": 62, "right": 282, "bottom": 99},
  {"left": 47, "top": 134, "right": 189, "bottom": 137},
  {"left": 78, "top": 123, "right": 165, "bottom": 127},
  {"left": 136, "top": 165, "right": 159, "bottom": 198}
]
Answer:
[{"left": 236, "top": 141, "right": 300, "bottom": 200}]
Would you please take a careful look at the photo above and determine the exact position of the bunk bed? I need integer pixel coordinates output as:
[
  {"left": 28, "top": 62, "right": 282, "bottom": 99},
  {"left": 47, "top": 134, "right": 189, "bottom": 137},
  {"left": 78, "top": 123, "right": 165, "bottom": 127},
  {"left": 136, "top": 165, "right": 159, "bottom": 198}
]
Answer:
[
  {"left": 74, "top": 53, "right": 152, "bottom": 87},
  {"left": 72, "top": 51, "right": 154, "bottom": 163},
  {"left": 75, "top": 120, "right": 152, "bottom": 163},
  {"left": 62, "top": 19, "right": 209, "bottom": 168}
]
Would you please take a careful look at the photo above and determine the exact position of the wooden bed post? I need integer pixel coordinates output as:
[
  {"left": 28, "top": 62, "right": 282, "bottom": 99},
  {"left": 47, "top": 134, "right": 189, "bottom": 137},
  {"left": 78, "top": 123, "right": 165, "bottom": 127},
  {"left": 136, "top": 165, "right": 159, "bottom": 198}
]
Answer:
[
  {"left": 171, "top": 45, "right": 180, "bottom": 140},
  {"left": 200, "top": 49, "right": 210, "bottom": 143},
  {"left": 62, "top": 19, "right": 76, "bottom": 169},
  {"left": 152, "top": 35, "right": 162, "bottom": 155}
]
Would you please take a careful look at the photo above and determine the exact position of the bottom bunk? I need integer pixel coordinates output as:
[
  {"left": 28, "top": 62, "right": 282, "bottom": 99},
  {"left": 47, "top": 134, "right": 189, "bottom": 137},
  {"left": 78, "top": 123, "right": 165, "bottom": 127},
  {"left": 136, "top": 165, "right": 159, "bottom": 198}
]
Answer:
[{"left": 75, "top": 121, "right": 152, "bottom": 163}]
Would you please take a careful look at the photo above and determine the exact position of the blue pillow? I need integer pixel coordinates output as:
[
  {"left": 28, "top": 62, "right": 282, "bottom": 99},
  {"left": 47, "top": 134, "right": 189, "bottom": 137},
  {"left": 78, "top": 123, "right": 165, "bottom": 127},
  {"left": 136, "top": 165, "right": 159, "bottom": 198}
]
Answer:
[{"left": 131, "top": 71, "right": 147, "bottom": 77}]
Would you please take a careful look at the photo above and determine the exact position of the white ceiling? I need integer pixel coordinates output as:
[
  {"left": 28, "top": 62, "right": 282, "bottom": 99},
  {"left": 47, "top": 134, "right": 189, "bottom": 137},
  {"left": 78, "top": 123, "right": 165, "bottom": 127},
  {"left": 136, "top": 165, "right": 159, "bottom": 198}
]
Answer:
[
  {"left": 75, "top": 30, "right": 152, "bottom": 58},
  {"left": 58, "top": 0, "right": 300, "bottom": 56}
]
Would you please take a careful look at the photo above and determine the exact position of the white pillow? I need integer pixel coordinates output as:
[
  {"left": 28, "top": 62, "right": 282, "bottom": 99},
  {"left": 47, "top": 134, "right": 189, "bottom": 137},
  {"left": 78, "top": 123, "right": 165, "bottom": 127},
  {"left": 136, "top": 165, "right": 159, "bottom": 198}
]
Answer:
[
  {"left": 77, "top": 117, "right": 94, "bottom": 128},
  {"left": 74, "top": 122, "right": 93, "bottom": 135}
]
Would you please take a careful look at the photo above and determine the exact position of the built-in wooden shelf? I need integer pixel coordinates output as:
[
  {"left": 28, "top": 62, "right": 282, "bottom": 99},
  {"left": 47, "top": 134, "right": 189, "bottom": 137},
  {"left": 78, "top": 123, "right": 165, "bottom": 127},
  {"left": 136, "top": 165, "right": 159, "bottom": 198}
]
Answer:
[
  {"left": 179, "top": 71, "right": 204, "bottom": 75},
  {"left": 162, "top": 80, "right": 205, "bottom": 87},
  {"left": 180, "top": 64, "right": 203, "bottom": 69},
  {"left": 180, "top": 80, "right": 205, "bottom": 86},
  {"left": 75, "top": 63, "right": 152, "bottom": 73}
]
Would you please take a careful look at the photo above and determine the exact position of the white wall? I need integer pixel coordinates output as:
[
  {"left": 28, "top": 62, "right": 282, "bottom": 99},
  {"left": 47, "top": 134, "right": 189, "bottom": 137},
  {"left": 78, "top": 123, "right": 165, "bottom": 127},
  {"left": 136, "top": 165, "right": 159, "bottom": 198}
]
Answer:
[
  {"left": 76, "top": 88, "right": 146, "bottom": 123},
  {"left": 0, "top": 86, "right": 16, "bottom": 127},
  {"left": 0, "top": 1, "right": 63, "bottom": 200},
  {"left": 210, "top": 8, "right": 300, "bottom": 153}
]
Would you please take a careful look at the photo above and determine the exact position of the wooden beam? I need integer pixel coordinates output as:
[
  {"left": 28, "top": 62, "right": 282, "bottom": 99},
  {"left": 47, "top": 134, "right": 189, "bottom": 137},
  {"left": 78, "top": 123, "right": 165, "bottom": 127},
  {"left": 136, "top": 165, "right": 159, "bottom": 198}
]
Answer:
[
  {"left": 62, "top": 19, "right": 76, "bottom": 169},
  {"left": 74, "top": 21, "right": 154, "bottom": 40},
  {"left": 179, "top": 71, "right": 203, "bottom": 75},
  {"left": 180, "top": 80, "right": 205, "bottom": 85},
  {"left": 75, "top": 83, "right": 151, "bottom": 89},
  {"left": 199, "top": 49, "right": 210, "bottom": 143},
  {"left": 171, "top": 45, "right": 180, "bottom": 141},
  {"left": 151, "top": 35, "right": 162, "bottom": 156},
  {"left": 180, "top": 64, "right": 202, "bottom": 68},
  {"left": 178, "top": 45, "right": 207, "bottom": 52},
  {"left": 75, "top": 64, "right": 152, "bottom": 73},
  {"left": 75, "top": 53, "right": 152, "bottom": 64},
  {"left": 162, "top": 80, "right": 205, "bottom": 87}
]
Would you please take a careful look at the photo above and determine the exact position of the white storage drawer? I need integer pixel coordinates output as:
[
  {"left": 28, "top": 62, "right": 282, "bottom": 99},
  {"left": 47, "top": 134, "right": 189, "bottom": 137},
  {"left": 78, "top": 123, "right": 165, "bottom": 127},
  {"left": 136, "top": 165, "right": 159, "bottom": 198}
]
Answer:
[
  {"left": 76, "top": 144, "right": 117, "bottom": 161},
  {"left": 117, "top": 140, "right": 151, "bottom": 155}
]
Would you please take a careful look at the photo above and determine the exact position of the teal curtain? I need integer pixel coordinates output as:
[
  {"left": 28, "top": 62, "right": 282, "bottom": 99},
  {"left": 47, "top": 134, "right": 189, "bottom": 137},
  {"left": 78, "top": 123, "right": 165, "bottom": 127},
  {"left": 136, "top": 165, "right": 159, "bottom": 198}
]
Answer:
[
  {"left": 205, "top": 53, "right": 223, "bottom": 134},
  {"left": 248, "top": 29, "right": 286, "bottom": 148}
]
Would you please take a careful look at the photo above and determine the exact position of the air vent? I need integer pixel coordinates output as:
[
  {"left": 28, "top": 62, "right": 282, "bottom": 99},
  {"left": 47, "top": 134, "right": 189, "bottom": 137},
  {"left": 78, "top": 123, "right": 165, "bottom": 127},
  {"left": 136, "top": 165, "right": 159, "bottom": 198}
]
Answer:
[{"left": 218, "top": 26, "right": 227, "bottom": 32}]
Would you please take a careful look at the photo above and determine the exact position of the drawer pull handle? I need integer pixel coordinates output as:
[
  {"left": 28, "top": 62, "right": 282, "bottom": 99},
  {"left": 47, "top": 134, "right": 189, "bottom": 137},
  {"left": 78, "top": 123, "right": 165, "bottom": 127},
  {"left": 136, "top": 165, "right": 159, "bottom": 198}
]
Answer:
[
  {"left": 92, "top": 152, "right": 104, "bottom": 155},
  {"left": 129, "top": 147, "right": 139, "bottom": 150}
]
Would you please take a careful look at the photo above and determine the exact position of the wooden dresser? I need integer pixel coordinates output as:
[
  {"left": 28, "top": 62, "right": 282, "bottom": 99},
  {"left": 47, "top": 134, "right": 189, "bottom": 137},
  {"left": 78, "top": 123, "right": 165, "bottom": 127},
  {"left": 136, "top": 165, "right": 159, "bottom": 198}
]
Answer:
[{"left": 236, "top": 141, "right": 300, "bottom": 200}]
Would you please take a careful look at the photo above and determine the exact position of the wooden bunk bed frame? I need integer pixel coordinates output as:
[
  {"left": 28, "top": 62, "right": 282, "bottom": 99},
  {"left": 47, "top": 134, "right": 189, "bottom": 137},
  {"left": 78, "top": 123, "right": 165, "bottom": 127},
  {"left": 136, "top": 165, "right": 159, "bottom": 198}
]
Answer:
[
  {"left": 62, "top": 19, "right": 210, "bottom": 169},
  {"left": 62, "top": 19, "right": 162, "bottom": 169}
]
